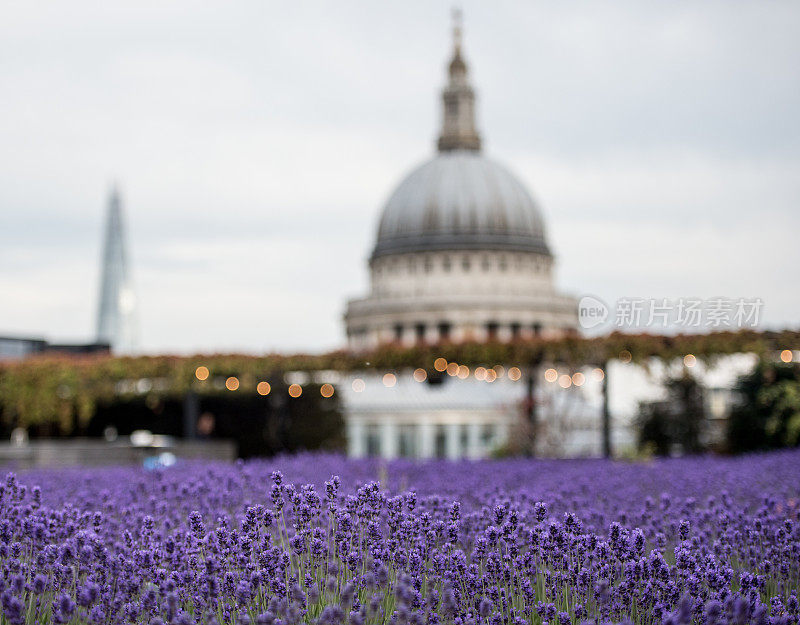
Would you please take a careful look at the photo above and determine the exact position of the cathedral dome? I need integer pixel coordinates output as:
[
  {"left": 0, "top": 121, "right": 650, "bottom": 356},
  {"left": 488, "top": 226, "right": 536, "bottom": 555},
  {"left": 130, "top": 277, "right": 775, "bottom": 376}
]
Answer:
[
  {"left": 344, "top": 11, "right": 578, "bottom": 352},
  {"left": 370, "top": 12, "right": 549, "bottom": 262},
  {"left": 371, "top": 150, "right": 550, "bottom": 260}
]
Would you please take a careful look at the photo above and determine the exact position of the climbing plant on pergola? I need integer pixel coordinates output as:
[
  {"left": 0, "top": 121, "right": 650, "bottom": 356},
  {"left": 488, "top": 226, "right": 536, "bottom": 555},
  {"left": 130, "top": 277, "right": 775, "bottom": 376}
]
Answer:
[{"left": 1, "top": 329, "right": 798, "bottom": 453}]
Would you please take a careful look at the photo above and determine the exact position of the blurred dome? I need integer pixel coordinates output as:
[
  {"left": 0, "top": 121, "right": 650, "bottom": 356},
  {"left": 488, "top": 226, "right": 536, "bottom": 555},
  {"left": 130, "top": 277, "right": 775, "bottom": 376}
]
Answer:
[
  {"left": 371, "top": 150, "right": 550, "bottom": 260},
  {"left": 344, "top": 12, "right": 579, "bottom": 353}
]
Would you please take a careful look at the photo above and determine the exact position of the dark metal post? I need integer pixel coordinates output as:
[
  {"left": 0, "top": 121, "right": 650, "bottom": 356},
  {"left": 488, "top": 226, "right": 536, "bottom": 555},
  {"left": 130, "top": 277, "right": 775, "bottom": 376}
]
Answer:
[
  {"left": 602, "top": 360, "right": 612, "bottom": 458},
  {"left": 525, "top": 369, "right": 536, "bottom": 456},
  {"left": 183, "top": 391, "right": 199, "bottom": 439},
  {"left": 270, "top": 384, "right": 289, "bottom": 452},
  {"left": 525, "top": 354, "right": 543, "bottom": 456}
]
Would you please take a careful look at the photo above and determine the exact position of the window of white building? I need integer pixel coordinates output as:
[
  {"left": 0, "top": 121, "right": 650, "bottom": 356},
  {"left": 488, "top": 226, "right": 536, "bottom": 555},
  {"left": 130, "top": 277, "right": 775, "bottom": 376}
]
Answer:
[
  {"left": 398, "top": 425, "right": 417, "bottom": 457},
  {"left": 366, "top": 425, "right": 381, "bottom": 457}
]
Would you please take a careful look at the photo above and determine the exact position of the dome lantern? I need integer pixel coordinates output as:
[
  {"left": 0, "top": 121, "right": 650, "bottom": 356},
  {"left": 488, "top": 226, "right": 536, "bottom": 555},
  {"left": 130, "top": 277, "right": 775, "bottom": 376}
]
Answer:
[{"left": 437, "top": 9, "right": 481, "bottom": 153}]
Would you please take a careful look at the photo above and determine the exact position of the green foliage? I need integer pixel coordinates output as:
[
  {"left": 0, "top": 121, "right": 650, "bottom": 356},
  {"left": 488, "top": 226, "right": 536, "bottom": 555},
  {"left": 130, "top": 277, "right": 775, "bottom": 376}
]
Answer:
[
  {"left": 636, "top": 371, "right": 706, "bottom": 455},
  {"left": 728, "top": 361, "right": 800, "bottom": 452},
  {"left": 0, "top": 329, "right": 798, "bottom": 434}
]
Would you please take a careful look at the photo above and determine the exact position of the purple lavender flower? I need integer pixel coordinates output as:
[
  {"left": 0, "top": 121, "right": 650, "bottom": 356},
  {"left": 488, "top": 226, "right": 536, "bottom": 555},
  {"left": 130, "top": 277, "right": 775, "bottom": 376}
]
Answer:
[{"left": 0, "top": 452, "right": 797, "bottom": 624}]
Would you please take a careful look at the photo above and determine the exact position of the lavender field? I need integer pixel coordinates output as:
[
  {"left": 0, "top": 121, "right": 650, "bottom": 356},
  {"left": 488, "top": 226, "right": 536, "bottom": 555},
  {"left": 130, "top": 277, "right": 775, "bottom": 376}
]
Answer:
[{"left": 1, "top": 452, "right": 799, "bottom": 625}]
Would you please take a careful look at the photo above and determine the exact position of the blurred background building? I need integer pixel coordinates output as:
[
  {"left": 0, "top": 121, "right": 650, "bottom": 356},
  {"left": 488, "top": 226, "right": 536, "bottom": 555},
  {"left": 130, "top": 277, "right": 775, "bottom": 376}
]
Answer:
[
  {"left": 0, "top": 335, "right": 109, "bottom": 361},
  {"left": 345, "top": 15, "right": 577, "bottom": 350},
  {"left": 341, "top": 16, "right": 581, "bottom": 459},
  {"left": 96, "top": 186, "right": 138, "bottom": 353},
  {"left": 0, "top": 187, "right": 134, "bottom": 361}
]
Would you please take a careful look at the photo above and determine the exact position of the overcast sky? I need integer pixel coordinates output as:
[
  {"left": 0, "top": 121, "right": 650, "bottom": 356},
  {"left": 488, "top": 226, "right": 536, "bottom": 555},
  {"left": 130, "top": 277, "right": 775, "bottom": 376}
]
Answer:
[{"left": 1, "top": 1, "right": 799, "bottom": 354}]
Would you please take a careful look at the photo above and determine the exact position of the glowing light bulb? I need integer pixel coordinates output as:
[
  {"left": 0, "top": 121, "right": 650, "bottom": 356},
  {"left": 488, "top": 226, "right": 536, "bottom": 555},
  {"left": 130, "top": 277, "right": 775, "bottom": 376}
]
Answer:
[{"left": 382, "top": 373, "right": 397, "bottom": 387}]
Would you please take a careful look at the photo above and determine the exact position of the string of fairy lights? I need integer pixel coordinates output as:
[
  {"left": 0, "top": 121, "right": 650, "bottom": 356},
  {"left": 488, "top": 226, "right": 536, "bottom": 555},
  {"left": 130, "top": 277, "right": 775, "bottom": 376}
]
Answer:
[
  {"left": 191, "top": 348, "right": 796, "bottom": 399},
  {"left": 192, "top": 357, "right": 591, "bottom": 399}
]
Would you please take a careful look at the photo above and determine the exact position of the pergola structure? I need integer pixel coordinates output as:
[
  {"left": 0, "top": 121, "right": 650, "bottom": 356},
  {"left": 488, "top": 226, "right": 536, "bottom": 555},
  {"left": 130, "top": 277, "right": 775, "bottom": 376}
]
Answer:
[{"left": 1, "top": 329, "right": 798, "bottom": 457}]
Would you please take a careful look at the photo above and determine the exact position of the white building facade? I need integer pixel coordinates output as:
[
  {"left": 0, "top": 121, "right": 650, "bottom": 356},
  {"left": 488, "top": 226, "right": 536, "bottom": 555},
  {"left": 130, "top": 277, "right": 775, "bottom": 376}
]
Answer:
[
  {"left": 335, "top": 354, "right": 757, "bottom": 460},
  {"left": 343, "top": 374, "right": 519, "bottom": 460}
]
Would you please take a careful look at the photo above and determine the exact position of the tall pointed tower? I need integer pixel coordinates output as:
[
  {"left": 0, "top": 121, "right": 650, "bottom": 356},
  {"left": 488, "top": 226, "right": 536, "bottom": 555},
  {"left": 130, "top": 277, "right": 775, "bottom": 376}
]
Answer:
[{"left": 96, "top": 186, "right": 137, "bottom": 353}]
